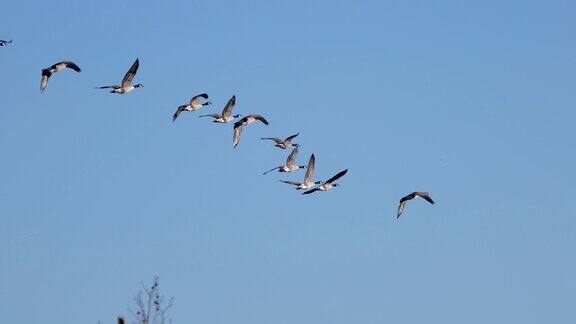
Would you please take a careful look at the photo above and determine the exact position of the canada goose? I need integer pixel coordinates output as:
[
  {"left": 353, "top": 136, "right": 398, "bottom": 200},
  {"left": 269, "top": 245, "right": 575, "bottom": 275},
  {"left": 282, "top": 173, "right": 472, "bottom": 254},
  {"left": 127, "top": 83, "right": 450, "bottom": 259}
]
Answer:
[
  {"left": 261, "top": 133, "right": 300, "bottom": 149},
  {"left": 118, "top": 316, "right": 125, "bottom": 324},
  {"left": 97, "top": 58, "right": 143, "bottom": 94},
  {"left": 263, "top": 147, "right": 307, "bottom": 175},
  {"left": 303, "top": 169, "right": 348, "bottom": 195},
  {"left": 232, "top": 114, "right": 269, "bottom": 148},
  {"left": 0, "top": 40, "right": 12, "bottom": 47},
  {"left": 279, "top": 154, "right": 322, "bottom": 189},
  {"left": 199, "top": 95, "right": 241, "bottom": 123},
  {"left": 396, "top": 192, "right": 435, "bottom": 218},
  {"left": 39, "top": 61, "right": 81, "bottom": 93},
  {"left": 173, "top": 93, "right": 212, "bottom": 122}
]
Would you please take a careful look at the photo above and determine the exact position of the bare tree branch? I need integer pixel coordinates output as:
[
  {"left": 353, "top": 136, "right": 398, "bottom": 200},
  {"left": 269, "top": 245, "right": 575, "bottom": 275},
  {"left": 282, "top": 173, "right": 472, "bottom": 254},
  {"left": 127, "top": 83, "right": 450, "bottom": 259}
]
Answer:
[{"left": 127, "top": 276, "right": 174, "bottom": 324}]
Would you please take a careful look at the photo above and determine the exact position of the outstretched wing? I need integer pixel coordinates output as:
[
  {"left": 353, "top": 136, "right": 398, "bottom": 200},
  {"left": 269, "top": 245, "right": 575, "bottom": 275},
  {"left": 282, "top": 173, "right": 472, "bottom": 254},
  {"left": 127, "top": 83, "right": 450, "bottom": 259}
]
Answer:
[
  {"left": 303, "top": 154, "right": 315, "bottom": 183},
  {"left": 199, "top": 113, "right": 221, "bottom": 118},
  {"left": 40, "top": 73, "right": 50, "bottom": 93},
  {"left": 261, "top": 137, "right": 283, "bottom": 144},
  {"left": 416, "top": 192, "right": 435, "bottom": 204},
  {"left": 62, "top": 61, "right": 81, "bottom": 72},
  {"left": 190, "top": 93, "right": 209, "bottom": 106},
  {"left": 233, "top": 124, "right": 243, "bottom": 148},
  {"left": 285, "top": 133, "right": 299, "bottom": 143},
  {"left": 173, "top": 105, "right": 187, "bottom": 122},
  {"left": 252, "top": 114, "right": 269, "bottom": 125},
  {"left": 397, "top": 201, "right": 407, "bottom": 218},
  {"left": 121, "top": 58, "right": 139, "bottom": 87},
  {"left": 302, "top": 187, "right": 320, "bottom": 195},
  {"left": 286, "top": 147, "right": 299, "bottom": 165},
  {"left": 262, "top": 166, "right": 281, "bottom": 175},
  {"left": 222, "top": 95, "right": 236, "bottom": 117},
  {"left": 324, "top": 169, "right": 348, "bottom": 184},
  {"left": 279, "top": 180, "right": 301, "bottom": 186}
]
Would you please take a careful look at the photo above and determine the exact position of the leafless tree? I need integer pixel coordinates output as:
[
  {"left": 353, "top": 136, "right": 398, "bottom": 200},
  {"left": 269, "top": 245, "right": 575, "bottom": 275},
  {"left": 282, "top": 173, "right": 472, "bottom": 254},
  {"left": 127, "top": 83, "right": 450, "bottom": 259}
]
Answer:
[{"left": 127, "top": 276, "right": 174, "bottom": 324}]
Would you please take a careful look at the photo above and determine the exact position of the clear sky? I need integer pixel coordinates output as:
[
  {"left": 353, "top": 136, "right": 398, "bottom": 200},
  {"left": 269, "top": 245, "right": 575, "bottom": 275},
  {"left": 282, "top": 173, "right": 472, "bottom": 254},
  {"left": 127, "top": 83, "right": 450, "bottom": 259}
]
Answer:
[{"left": 1, "top": 0, "right": 575, "bottom": 323}]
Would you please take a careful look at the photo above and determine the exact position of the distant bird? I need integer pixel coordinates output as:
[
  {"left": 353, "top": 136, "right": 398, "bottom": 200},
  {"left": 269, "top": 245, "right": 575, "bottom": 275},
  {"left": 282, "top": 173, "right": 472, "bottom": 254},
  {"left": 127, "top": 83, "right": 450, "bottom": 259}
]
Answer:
[
  {"left": 261, "top": 133, "right": 300, "bottom": 149},
  {"left": 0, "top": 39, "right": 12, "bottom": 47},
  {"left": 232, "top": 114, "right": 269, "bottom": 148},
  {"left": 303, "top": 169, "right": 348, "bottom": 195},
  {"left": 173, "top": 93, "right": 212, "bottom": 122},
  {"left": 199, "top": 95, "right": 241, "bottom": 123},
  {"left": 396, "top": 192, "right": 435, "bottom": 218},
  {"left": 117, "top": 316, "right": 125, "bottom": 324},
  {"left": 279, "top": 154, "right": 322, "bottom": 190},
  {"left": 263, "top": 147, "right": 307, "bottom": 175},
  {"left": 97, "top": 58, "right": 143, "bottom": 94},
  {"left": 40, "top": 61, "right": 81, "bottom": 93}
]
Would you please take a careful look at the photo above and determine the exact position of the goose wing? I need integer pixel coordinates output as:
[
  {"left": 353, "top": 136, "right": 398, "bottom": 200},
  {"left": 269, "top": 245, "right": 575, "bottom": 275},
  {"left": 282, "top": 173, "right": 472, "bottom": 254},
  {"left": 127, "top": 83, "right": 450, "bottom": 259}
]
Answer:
[
  {"left": 303, "top": 154, "right": 315, "bottom": 183},
  {"left": 279, "top": 180, "right": 301, "bottom": 186},
  {"left": 302, "top": 187, "right": 320, "bottom": 195},
  {"left": 262, "top": 166, "right": 281, "bottom": 175},
  {"left": 222, "top": 95, "right": 236, "bottom": 117},
  {"left": 190, "top": 93, "right": 209, "bottom": 106},
  {"left": 251, "top": 114, "right": 269, "bottom": 125},
  {"left": 261, "top": 137, "right": 283, "bottom": 145},
  {"left": 199, "top": 113, "right": 221, "bottom": 118},
  {"left": 397, "top": 200, "right": 407, "bottom": 218},
  {"left": 40, "top": 73, "right": 50, "bottom": 93},
  {"left": 121, "top": 58, "right": 139, "bottom": 87},
  {"left": 286, "top": 147, "right": 299, "bottom": 165},
  {"left": 60, "top": 61, "right": 81, "bottom": 72},
  {"left": 173, "top": 105, "right": 187, "bottom": 122},
  {"left": 233, "top": 123, "right": 243, "bottom": 148},
  {"left": 415, "top": 192, "right": 435, "bottom": 204},
  {"left": 285, "top": 133, "right": 299, "bottom": 143},
  {"left": 324, "top": 169, "right": 348, "bottom": 185}
]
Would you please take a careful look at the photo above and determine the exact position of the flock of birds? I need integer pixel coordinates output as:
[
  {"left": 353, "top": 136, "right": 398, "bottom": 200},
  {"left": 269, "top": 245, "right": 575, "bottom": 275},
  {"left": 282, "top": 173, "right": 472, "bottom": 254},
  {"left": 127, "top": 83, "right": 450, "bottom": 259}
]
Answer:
[{"left": 2, "top": 39, "right": 435, "bottom": 218}]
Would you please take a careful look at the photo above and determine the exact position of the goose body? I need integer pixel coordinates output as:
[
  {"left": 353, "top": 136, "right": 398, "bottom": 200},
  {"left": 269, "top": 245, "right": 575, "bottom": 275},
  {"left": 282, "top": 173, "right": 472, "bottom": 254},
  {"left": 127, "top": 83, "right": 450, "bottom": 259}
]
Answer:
[
  {"left": 263, "top": 147, "right": 307, "bottom": 175},
  {"left": 0, "top": 40, "right": 12, "bottom": 47},
  {"left": 232, "top": 114, "right": 269, "bottom": 148},
  {"left": 279, "top": 154, "right": 321, "bottom": 189},
  {"left": 303, "top": 169, "right": 348, "bottom": 194},
  {"left": 261, "top": 133, "right": 300, "bottom": 149},
  {"left": 97, "top": 58, "right": 143, "bottom": 94},
  {"left": 396, "top": 192, "right": 435, "bottom": 218},
  {"left": 173, "top": 93, "right": 212, "bottom": 122},
  {"left": 199, "top": 95, "right": 240, "bottom": 123},
  {"left": 40, "top": 61, "right": 81, "bottom": 93}
]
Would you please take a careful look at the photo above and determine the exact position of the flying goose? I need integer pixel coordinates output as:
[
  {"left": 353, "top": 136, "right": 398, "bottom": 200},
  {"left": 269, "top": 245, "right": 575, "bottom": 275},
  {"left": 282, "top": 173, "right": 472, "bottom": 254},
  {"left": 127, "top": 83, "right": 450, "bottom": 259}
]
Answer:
[
  {"left": 261, "top": 133, "right": 300, "bottom": 149},
  {"left": 303, "top": 169, "right": 348, "bottom": 195},
  {"left": 396, "top": 192, "right": 435, "bottom": 218},
  {"left": 97, "top": 58, "right": 143, "bottom": 94},
  {"left": 279, "top": 154, "right": 322, "bottom": 189},
  {"left": 232, "top": 114, "right": 269, "bottom": 148},
  {"left": 263, "top": 147, "right": 307, "bottom": 175},
  {"left": 173, "top": 93, "right": 212, "bottom": 122},
  {"left": 118, "top": 316, "right": 125, "bottom": 324},
  {"left": 199, "top": 95, "right": 241, "bottom": 123},
  {"left": 40, "top": 61, "right": 81, "bottom": 93},
  {"left": 0, "top": 40, "right": 12, "bottom": 47}
]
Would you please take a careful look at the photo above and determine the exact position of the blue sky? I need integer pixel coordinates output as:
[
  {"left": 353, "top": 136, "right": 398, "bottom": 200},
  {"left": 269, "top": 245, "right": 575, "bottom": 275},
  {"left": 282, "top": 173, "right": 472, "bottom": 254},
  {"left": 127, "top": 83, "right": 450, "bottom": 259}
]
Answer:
[{"left": 1, "top": 0, "right": 575, "bottom": 323}]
